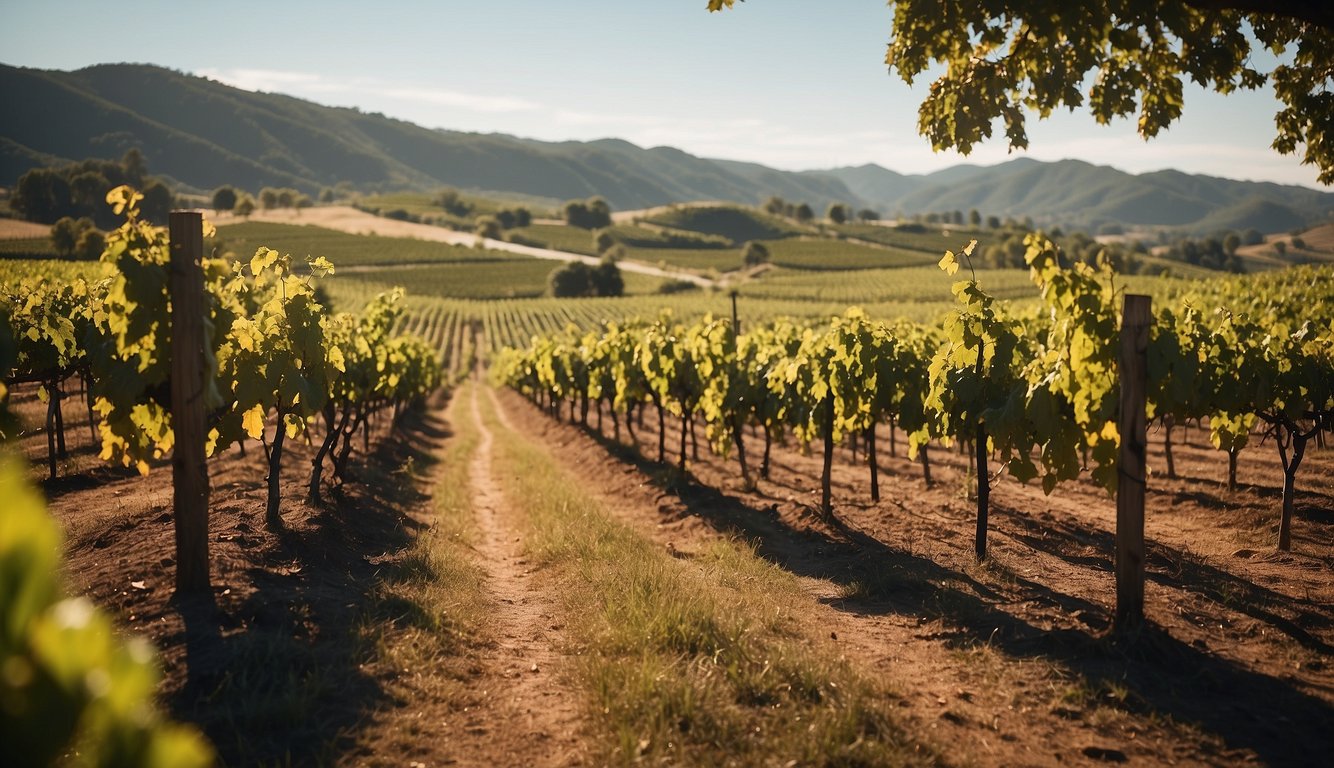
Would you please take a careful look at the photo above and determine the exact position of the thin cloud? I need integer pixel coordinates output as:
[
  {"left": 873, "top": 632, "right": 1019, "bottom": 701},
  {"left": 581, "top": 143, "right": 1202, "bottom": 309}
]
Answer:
[
  {"left": 197, "top": 68, "right": 537, "bottom": 115},
  {"left": 196, "top": 67, "right": 347, "bottom": 95},
  {"left": 382, "top": 86, "right": 538, "bottom": 114}
]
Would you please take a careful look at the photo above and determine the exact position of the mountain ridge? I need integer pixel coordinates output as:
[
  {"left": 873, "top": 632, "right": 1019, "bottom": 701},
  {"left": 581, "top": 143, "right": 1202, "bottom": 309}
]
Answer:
[{"left": 2, "top": 62, "right": 1330, "bottom": 233}]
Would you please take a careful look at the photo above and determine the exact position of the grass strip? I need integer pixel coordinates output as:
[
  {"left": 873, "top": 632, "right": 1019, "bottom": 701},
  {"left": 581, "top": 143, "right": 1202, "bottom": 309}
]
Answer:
[
  {"left": 344, "top": 391, "right": 493, "bottom": 754},
  {"left": 478, "top": 386, "right": 937, "bottom": 766}
]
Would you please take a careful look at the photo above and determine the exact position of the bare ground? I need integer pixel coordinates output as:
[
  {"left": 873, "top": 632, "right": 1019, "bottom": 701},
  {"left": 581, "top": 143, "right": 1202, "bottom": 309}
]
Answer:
[
  {"left": 494, "top": 388, "right": 1334, "bottom": 767},
  {"left": 13, "top": 382, "right": 447, "bottom": 764},
  {"left": 445, "top": 382, "right": 586, "bottom": 766}
]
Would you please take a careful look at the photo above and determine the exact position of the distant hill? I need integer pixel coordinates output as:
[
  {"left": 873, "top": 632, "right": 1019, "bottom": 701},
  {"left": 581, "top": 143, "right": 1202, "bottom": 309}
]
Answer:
[
  {"left": 2, "top": 62, "right": 1331, "bottom": 234},
  {"left": 822, "top": 160, "right": 1334, "bottom": 234}
]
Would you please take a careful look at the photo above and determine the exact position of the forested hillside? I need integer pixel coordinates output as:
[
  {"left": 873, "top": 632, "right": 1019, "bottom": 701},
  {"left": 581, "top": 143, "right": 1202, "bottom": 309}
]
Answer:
[{"left": 3, "top": 63, "right": 1331, "bottom": 232}]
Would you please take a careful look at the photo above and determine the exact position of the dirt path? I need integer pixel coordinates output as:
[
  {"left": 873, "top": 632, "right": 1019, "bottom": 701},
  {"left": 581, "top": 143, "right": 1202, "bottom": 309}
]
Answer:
[
  {"left": 211, "top": 206, "right": 714, "bottom": 286},
  {"left": 451, "top": 381, "right": 586, "bottom": 767}
]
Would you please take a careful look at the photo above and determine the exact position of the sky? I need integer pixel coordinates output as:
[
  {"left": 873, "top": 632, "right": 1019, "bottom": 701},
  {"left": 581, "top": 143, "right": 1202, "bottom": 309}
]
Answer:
[{"left": 0, "top": 0, "right": 1323, "bottom": 189}]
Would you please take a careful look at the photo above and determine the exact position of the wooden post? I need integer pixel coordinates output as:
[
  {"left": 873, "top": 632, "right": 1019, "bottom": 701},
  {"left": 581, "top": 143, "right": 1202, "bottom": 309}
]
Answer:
[
  {"left": 1115, "top": 294, "right": 1151, "bottom": 633},
  {"left": 169, "top": 211, "right": 211, "bottom": 594},
  {"left": 729, "top": 290, "right": 739, "bottom": 336}
]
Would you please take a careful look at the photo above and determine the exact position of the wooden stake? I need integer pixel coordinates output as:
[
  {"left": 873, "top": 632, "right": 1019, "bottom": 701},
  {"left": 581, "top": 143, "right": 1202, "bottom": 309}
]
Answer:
[
  {"left": 1115, "top": 294, "right": 1151, "bottom": 633},
  {"left": 169, "top": 211, "right": 211, "bottom": 594}
]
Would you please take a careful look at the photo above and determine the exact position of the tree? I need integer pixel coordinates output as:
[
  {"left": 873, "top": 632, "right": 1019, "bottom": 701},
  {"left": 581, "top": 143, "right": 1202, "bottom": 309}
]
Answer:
[
  {"left": 763, "top": 195, "right": 787, "bottom": 215},
  {"left": 12, "top": 168, "right": 72, "bottom": 223},
  {"left": 591, "top": 256, "right": 624, "bottom": 296},
  {"left": 50, "top": 216, "right": 87, "bottom": 256},
  {"left": 139, "top": 181, "right": 174, "bottom": 225},
  {"left": 75, "top": 227, "right": 105, "bottom": 261},
  {"left": 121, "top": 148, "right": 147, "bottom": 187},
  {"left": 563, "top": 197, "right": 613, "bottom": 229},
  {"left": 234, "top": 194, "right": 256, "bottom": 218},
  {"left": 793, "top": 202, "right": 814, "bottom": 223},
  {"left": 827, "top": 203, "right": 848, "bottom": 224},
  {"left": 969, "top": 209, "right": 982, "bottom": 227},
  {"left": 857, "top": 208, "right": 880, "bottom": 222},
  {"left": 259, "top": 187, "right": 279, "bottom": 210},
  {"left": 594, "top": 229, "right": 617, "bottom": 254},
  {"left": 741, "top": 240, "right": 770, "bottom": 267},
  {"left": 549, "top": 261, "right": 594, "bottom": 297},
  {"left": 475, "top": 215, "right": 503, "bottom": 240},
  {"left": 212, "top": 186, "right": 238, "bottom": 212},
  {"left": 436, "top": 188, "right": 472, "bottom": 216},
  {"left": 69, "top": 171, "right": 109, "bottom": 214},
  {"left": 709, "top": 1, "right": 1334, "bottom": 185}
]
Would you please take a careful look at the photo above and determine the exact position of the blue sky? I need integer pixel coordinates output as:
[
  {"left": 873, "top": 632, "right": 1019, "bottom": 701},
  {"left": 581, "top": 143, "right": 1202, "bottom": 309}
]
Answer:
[{"left": 1, "top": 0, "right": 1322, "bottom": 188}]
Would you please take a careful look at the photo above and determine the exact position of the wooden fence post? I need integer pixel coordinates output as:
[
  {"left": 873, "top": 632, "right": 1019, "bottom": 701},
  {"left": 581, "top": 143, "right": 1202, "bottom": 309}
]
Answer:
[
  {"left": 1115, "top": 294, "right": 1151, "bottom": 632},
  {"left": 169, "top": 211, "right": 211, "bottom": 595}
]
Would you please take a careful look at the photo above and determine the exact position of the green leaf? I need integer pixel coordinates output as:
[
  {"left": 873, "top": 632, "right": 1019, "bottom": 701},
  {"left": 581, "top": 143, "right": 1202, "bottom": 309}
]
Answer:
[
  {"left": 250, "top": 247, "right": 280, "bottom": 277},
  {"left": 306, "top": 255, "right": 335, "bottom": 277},
  {"left": 938, "top": 249, "right": 959, "bottom": 276}
]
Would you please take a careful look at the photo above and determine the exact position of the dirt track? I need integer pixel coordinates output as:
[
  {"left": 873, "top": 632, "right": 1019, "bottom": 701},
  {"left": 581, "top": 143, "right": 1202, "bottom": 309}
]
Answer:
[{"left": 447, "top": 382, "right": 586, "bottom": 766}]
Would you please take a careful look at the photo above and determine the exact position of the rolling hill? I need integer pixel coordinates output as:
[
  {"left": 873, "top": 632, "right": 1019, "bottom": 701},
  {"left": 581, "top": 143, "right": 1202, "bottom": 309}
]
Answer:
[
  {"left": 822, "top": 159, "right": 1334, "bottom": 234},
  {"left": 2, "top": 62, "right": 1331, "bottom": 233}
]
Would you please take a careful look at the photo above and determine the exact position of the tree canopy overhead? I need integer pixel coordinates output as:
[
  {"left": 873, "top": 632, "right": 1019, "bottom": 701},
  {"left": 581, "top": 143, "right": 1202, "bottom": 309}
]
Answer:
[{"left": 708, "top": 1, "right": 1333, "bottom": 184}]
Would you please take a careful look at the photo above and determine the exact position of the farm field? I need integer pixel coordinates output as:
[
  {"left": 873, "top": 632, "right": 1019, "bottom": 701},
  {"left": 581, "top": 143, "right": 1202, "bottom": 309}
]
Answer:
[
  {"left": 763, "top": 236, "right": 935, "bottom": 270},
  {"left": 3, "top": 199, "right": 1332, "bottom": 768},
  {"left": 217, "top": 221, "right": 520, "bottom": 267},
  {"left": 835, "top": 222, "right": 999, "bottom": 254},
  {"left": 640, "top": 204, "right": 815, "bottom": 243},
  {"left": 12, "top": 355, "right": 1332, "bottom": 765}
]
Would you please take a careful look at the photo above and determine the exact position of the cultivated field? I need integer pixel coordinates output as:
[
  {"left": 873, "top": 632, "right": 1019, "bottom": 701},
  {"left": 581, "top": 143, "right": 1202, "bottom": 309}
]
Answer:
[{"left": 4, "top": 200, "right": 1331, "bottom": 767}]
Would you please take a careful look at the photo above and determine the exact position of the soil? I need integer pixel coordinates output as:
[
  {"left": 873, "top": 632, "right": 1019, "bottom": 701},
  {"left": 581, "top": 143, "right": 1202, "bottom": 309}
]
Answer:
[
  {"left": 11, "top": 380, "right": 452, "bottom": 764},
  {"left": 494, "top": 389, "right": 1334, "bottom": 768},
  {"left": 440, "top": 383, "right": 587, "bottom": 766}
]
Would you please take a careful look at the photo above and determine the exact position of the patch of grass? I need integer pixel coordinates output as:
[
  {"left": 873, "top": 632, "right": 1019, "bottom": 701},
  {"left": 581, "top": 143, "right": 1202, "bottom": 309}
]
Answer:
[
  {"left": 508, "top": 223, "right": 599, "bottom": 254},
  {"left": 371, "top": 394, "right": 487, "bottom": 647},
  {"left": 621, "top": 246, "right": 742, "bottom": 272},
  {"left": 342, "top": 388, "right": 494, "bottom": 757},
  {"left": 763, "top": 238, "right": 935, "bottom": 271},
  {"left": 738, "top": 265, "right": 1039, "bottom": 304},
  {"left": 642, "top": 205, "right": 812, "bottom": 245},
  {"left": 835, "top": 223, "right": 995, "bottom": 255},
  {"left": 217, "top": 221, "right": 510, "bottom": 267},
  {"left": 479, "top": 386, "right": 934, "bottom": 766}
]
